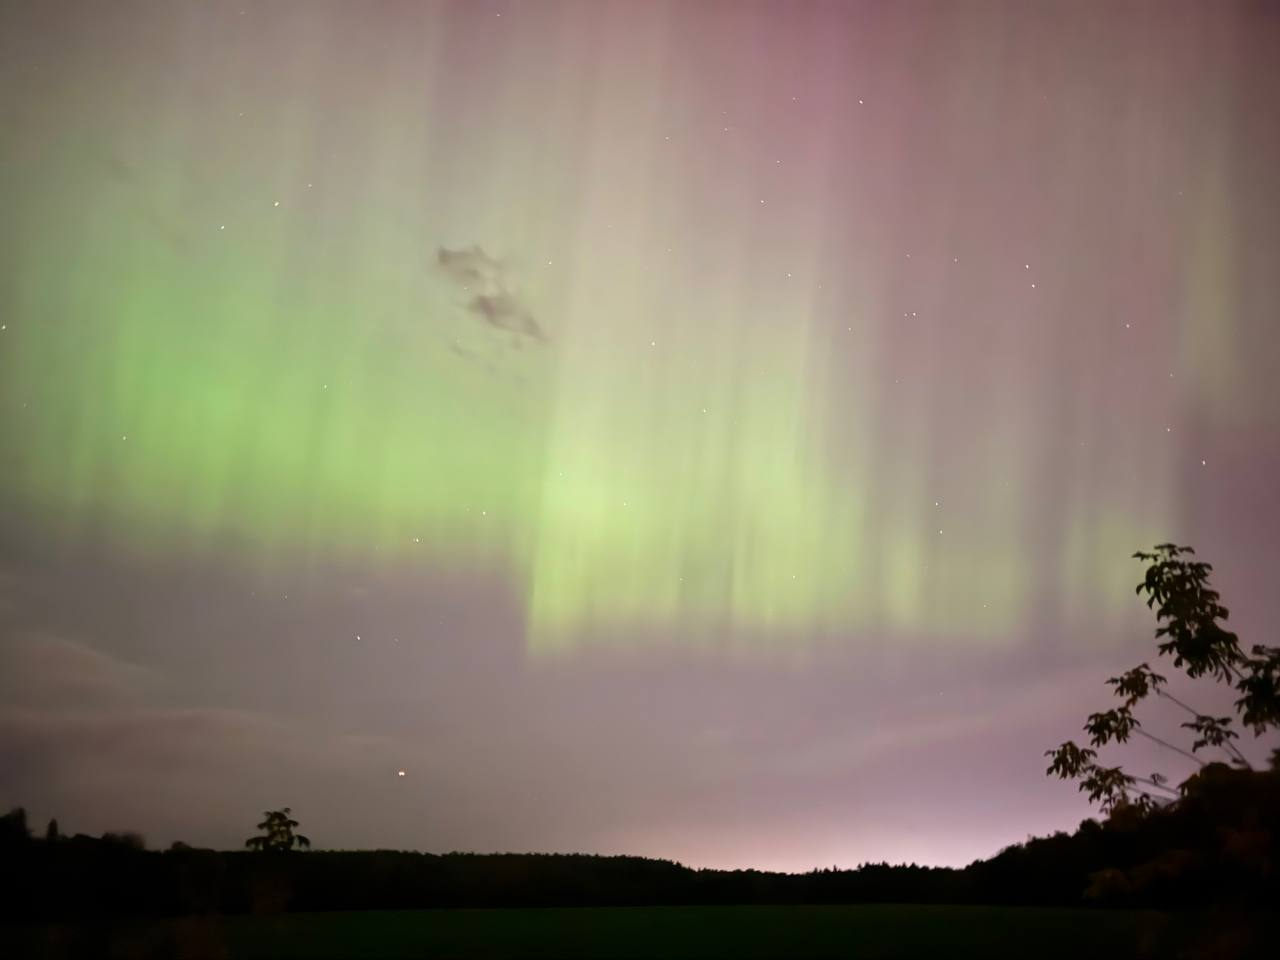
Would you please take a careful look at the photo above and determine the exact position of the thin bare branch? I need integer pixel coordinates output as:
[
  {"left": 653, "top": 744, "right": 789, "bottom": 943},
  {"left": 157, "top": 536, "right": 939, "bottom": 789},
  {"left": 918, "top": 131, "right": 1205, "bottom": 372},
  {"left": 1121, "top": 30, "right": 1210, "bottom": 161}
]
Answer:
[
  {"left": 1155, "top": 688, "right": 1201, "bottom": 718},
  {"left": 1131, "top": 727, "right": 1206, "bottom": 767}
]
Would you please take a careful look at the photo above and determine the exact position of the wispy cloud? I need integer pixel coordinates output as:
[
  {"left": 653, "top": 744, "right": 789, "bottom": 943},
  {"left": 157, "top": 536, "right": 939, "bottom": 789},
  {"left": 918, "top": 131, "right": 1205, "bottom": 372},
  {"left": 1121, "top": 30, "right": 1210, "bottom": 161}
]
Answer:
[{"left": 0, "top": 632, "right": 158, "bottom": 708}]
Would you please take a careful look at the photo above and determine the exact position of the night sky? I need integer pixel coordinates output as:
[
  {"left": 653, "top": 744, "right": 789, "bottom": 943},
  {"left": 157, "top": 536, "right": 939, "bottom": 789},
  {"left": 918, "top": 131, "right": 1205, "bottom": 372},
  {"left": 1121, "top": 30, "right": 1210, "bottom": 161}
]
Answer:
[{"left": 2, "top": 1, "right": 1279, "bottom": 871}]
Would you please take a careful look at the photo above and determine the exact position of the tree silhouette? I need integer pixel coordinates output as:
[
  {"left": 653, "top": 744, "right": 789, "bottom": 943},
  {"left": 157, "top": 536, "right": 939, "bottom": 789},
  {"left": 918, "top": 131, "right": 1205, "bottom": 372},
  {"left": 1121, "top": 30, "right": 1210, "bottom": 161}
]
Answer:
[
  {"left": 245, "top": 808, "right": 311, "bottom": 853},
  {"left": 1046, "top": 544, "right": 1280, "bottom": 813},
  {"left": 0, "top": 807, "right": 29, "bottom": 847}
]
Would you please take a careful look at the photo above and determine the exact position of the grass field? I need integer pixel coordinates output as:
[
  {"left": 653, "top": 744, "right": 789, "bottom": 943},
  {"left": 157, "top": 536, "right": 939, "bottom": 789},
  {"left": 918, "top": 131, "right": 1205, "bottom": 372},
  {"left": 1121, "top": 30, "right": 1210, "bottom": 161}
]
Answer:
[{"left": 9, "top": 904, "right": 1169, "bottom": 959}]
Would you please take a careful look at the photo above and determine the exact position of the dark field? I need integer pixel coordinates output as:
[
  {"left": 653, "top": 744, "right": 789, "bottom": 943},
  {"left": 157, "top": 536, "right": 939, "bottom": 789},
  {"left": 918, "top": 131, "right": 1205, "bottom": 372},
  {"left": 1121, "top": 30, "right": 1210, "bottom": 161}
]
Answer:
[{"left": 9, "top": 904, "right": 1167, "bottom": 959}]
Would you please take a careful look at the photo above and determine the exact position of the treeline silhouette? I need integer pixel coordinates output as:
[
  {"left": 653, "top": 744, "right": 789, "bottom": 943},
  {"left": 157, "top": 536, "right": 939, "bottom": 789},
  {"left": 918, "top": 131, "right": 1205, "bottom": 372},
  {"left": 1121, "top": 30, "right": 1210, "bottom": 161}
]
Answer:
[{"left": 3, "top": 762, "right": 1276, "bottom": 922}]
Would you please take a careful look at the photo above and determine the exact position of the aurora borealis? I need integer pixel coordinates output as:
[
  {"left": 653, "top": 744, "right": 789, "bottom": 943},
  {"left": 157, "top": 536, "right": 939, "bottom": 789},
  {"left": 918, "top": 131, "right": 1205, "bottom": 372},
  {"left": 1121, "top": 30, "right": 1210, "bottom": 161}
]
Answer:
[{"left": 2, "top": 1, "right": 1279, "bottom": 871}]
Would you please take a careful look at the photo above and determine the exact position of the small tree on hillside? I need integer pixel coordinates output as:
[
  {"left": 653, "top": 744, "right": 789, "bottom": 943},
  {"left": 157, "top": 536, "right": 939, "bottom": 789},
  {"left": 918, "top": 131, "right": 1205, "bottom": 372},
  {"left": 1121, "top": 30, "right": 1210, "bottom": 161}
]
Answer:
[
  {"left": 245, "top": 808, "right": 311, "bottom": 853},
  {"left": 1046, "top": 544, "right": 1280, "bottom": 812}
]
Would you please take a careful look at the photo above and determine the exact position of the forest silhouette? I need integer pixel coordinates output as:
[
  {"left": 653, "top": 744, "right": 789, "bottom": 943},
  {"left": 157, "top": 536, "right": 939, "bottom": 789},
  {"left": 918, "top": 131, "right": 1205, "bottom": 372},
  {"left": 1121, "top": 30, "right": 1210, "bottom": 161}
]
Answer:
[{"left": 3, "top": 756, "right": 1277, "bottom": 919}]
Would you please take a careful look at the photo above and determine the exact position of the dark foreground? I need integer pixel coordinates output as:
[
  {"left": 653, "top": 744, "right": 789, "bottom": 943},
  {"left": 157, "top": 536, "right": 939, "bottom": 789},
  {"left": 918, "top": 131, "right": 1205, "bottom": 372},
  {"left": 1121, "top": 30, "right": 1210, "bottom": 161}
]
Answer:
[{"left": 6, "top": 904, "right": 1174, "bottom": 959}]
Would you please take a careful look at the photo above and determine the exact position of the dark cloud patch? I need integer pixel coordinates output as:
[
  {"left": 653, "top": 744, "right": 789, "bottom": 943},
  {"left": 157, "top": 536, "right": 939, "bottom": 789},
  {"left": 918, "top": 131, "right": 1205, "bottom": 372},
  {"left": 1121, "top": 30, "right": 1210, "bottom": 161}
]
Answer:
[
  {"left": 436, "top": 245, "right": 503, "bottom": 290},
  {"left": 467, "top": 293, "right": 544, "bottom": 342},
  {"left": 436, "top": 245, "right": 546, "bottom": 344}
]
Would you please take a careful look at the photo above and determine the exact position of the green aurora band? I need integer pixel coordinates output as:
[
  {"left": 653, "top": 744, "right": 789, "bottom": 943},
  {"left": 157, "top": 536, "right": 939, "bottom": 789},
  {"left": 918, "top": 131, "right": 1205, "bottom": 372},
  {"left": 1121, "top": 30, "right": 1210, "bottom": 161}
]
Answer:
[{"left": 3, "top": 2, "right": 1246, "bottom": 656}]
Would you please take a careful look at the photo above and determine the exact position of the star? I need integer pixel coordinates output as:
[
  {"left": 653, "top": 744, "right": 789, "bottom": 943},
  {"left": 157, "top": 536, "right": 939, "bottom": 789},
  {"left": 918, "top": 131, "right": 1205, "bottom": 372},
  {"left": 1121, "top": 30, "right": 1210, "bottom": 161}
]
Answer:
[{"left": 397, "top": 769, "right": 406, "bottom": 777}]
